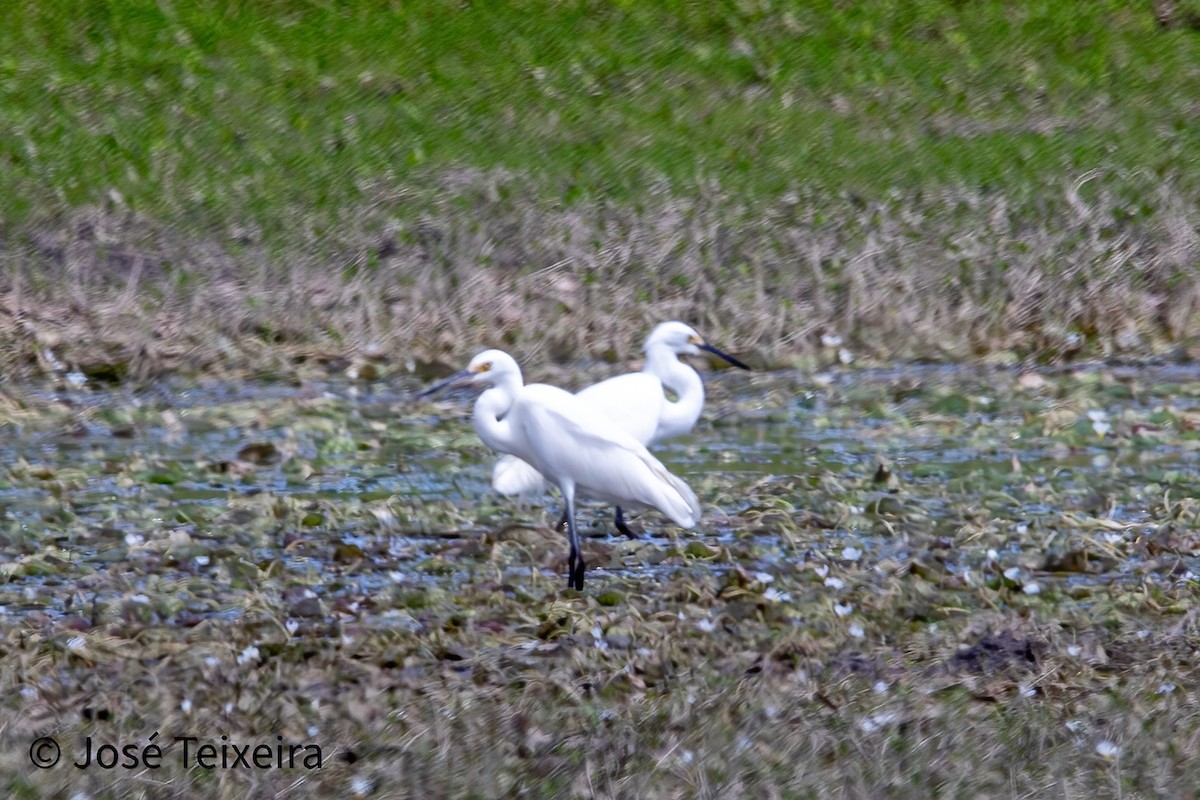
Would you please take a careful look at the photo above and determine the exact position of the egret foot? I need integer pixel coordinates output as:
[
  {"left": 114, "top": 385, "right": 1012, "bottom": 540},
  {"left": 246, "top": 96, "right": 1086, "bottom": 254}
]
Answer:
[{"left": 613, "top": 506, "right": 640, "bottom": 540}]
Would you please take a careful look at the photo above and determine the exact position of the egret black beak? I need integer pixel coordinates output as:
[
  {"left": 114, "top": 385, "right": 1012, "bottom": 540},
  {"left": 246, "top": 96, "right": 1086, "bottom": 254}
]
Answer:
[
  {"left": 698, "top": 343, "right": 751, "bottom": 371},
  {"left": 416, "top": 368, "right": 474, "bottom": 398}
]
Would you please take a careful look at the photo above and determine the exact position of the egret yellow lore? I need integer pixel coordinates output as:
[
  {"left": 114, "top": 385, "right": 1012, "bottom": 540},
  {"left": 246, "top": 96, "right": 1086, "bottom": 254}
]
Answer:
[
  {"left": 419, "top": 349, "right": 701, "bottom": 590},
  {"left": 492, "top": 321, "right": 749, "bottom": 536}
]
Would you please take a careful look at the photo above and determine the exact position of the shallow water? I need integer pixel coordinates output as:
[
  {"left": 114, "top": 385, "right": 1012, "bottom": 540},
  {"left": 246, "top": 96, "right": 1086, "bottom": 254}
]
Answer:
[{"left": 3, "top": 362, "right": 1200, "bottom": 619}]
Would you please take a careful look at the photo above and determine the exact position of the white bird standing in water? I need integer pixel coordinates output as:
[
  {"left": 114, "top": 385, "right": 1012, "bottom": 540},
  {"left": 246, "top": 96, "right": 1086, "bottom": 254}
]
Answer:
[
  {"left": 492, "top": 321, "right": 749, "bottom": 536},
  {"left": 419, "top": 349, "right": 701, "bottom": 590}
]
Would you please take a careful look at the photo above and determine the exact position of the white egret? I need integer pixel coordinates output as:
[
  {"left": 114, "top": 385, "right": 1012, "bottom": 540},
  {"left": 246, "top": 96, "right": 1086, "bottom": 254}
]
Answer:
[
  {"left": 492, "top": 321, "right": 749, "bottom": 536},
  {"left": 419, "top": 350, "right": 701, "bottom": 590}
]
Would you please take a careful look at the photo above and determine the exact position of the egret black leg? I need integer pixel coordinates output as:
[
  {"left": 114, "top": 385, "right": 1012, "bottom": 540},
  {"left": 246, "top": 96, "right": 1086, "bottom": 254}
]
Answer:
[
  {"left": 563, "top": 495, "right": 585, "bottom": 590},
  {"left": 613, "top": 506, "right": 637, "bottom": 539}
]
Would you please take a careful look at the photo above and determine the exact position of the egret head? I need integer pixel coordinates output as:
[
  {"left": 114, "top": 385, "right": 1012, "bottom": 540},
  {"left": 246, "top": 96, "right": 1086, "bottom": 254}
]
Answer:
[
  {"left": 645, "top": 321, "right": 750, "bottom": 370},
  {"left": 418, "top": 349, "right": 523, "bottom": 398},
  {"left": 464, "top": 349, "right": 521, "bottom": 385}
]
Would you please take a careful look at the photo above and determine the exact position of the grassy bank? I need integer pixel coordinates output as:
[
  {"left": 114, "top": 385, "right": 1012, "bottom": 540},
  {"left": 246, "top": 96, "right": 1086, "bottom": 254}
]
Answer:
[{"left": 1, "top": 1, "right": 1199, "bottom": 378}]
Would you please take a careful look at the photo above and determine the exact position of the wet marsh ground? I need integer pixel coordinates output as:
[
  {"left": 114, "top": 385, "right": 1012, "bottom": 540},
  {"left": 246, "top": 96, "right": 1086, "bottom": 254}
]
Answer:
[
  {"left": 5, "top": 3, "right": 1200, "bottom": 796},
  {"left": 3, "top": 361, "right": 1200, "bottom": 798}
]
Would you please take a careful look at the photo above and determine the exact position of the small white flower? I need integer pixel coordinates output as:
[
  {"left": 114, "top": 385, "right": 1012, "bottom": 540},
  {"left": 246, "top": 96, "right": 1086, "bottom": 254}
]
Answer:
[
  {"left": 1066, "top": 720, "right": 1085, "bottom": 732},
  {"left": 1095, "top": 740, "right": 1121, "bottom": 759},
  {"left": 194, "top": 555, "right": 210, "bottom": 567},
  {"left": 1157, "top": 683, "right": 1176, "bottom": 695},
  {"left": 285, "top": 619, "right": 300, "bottom": 635},
  {"left": 351, "top": 775, "right": 374, "bottom": 796},
  {"left": 1022, "top": 582, "right": 1041, "bottom": 595},
  {"left": 1015, "top": 523, "right": 1028, "bottom": 535},
  {"left": 1003, "top": 567, "right": 1021, "bottom": 581},
  {"left": 986, "top": 549, "right": 999, "bottom": 562},
  {"left": 130, "top": 594, "right": 150, "bottom": 605},
  {"left": 834, "top": 602, "right": 853, "bottom": 617},
  {"left": 125, "top": 532, "right": 145, "bottom": 547},
  {"left": 814, "top": 565, "right": 829, "bottom": 579},
  {"left": 1067, "top": 645, "right": 1082, "bottom": 657},
  {"left": 1092, "top": 420, "right": 1112, "bottom": 437},
  {"left": 753, "top": 571, "right": 775, "bottom": 584},
  {"left": 859, "top": 711, "right": 898, "bottom": 733},
  {"left": 820, "top": 333, "right": 843, "bottom": 347},
  {"left": 65, "top": 371, "right": 87, "bottom": 390},
  {"left": 849, "top": 623, "right": 865, "bottom": 638},
  {"left": 1137, "top": 629, "right": 1150, "bottom": 640},
  {"left": 66, "top": 636, "right": 86, "bottom": 653},
  {"left": 873, "top": 681, "right": 889, "bottom": 694},
  {"left": 1019, "top": 684, "right": 1036, "bottom": 698},
  {"left": 763, "top": 587, "right": 792, "bottom": 603},
  {"left": 236, "top": 645, "right": 260, "bottom": 665},
  {"left": 181, "top": 698, "right": 192, "bottom": 713},
  {"left": 41, "top": 348, "right": 64, "bottom": 371},
  {"left": 1086, "top": 409, "right": 1108, "bottom": 422},
  {"left": 696, "top": 618, "right": 716, "bottom": 633},
  {"left": 680, "top": 750, "right": 694, "bottom": 765},
  {"left": 204, "top": 656, "right": 221, "bottom": 668},
  {"left": 824, "top": 576, "right": 845, "bottom": 590},
  {"left": 841, "top": 546, "right": 862, "bottom": 562},
  {"left": 371, "top": 506, "right": 396, "bottom": 527},
  {"left": 308, "top": 725, "right": 320, "bottom": 738}
]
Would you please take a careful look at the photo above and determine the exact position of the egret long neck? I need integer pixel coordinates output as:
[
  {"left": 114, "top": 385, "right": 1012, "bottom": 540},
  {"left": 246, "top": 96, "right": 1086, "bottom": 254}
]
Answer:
[
  {"left": 643, "top": 346, "right": 704, "bottom": 441},
  {"left": 471, "top": 376, "right": 525, "bottom": 457}
]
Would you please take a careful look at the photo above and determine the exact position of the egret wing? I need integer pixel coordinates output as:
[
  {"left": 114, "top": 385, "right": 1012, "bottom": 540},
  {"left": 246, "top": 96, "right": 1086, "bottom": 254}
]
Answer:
[
  {"left": 516, "top": 387, "right": 700, "bottom": 528},
  {"left": 492, "top": 454, "right": 548, "bottom": 497}
]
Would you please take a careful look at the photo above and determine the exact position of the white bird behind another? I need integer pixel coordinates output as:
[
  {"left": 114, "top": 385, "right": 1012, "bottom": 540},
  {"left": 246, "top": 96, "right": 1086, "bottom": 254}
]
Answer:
[
  {"left": 492, "top": 321, "right": 749, "bottom": 522},
  {"left": 419, "top": 349, "right": 701, "bottom": 589}
]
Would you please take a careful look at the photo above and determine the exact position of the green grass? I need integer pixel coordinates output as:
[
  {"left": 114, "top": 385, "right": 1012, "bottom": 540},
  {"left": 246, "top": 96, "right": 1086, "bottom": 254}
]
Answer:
[
  {"left": 3, "top": 0, "right": 1198, "bottom": 234},
  {"left": 0, "top": 1, "right": 1197, "bottom": 376}
]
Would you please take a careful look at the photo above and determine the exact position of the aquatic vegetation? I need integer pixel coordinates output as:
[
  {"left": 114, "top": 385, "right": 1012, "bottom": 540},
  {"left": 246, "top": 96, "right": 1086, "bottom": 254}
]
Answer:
[{"left": 1, "top": 364, "right": 1200, "bottom": 797}]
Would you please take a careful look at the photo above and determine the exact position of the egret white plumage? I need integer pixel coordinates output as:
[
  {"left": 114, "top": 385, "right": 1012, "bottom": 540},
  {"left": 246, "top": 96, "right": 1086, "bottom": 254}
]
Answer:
[
  {"left": 492, "top": 321, "right": 749, "bottom": 536},
  {"left": 419, "top": 349, "right": 701, "bottom": 590}
]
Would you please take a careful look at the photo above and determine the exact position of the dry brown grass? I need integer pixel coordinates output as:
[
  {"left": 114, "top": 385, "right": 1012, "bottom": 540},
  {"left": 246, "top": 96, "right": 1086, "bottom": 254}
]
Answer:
[{"left": 2, "top": 169, "right": 1198, "bottom": 382}]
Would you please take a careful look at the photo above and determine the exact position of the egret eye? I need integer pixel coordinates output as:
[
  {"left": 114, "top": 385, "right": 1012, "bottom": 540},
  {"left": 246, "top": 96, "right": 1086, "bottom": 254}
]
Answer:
[
  {"left": 688, "top": 335, "right": 702, "bottom": 345},
  {"left": 478, "top": 362, "right": 492, "bottom": 373}
]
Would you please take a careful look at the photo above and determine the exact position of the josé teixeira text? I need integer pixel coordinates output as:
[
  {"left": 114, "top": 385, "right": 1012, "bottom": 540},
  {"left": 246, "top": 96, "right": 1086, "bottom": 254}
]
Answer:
[{"left": 30, "top": 733, "right": 323, "bottom": 770}]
